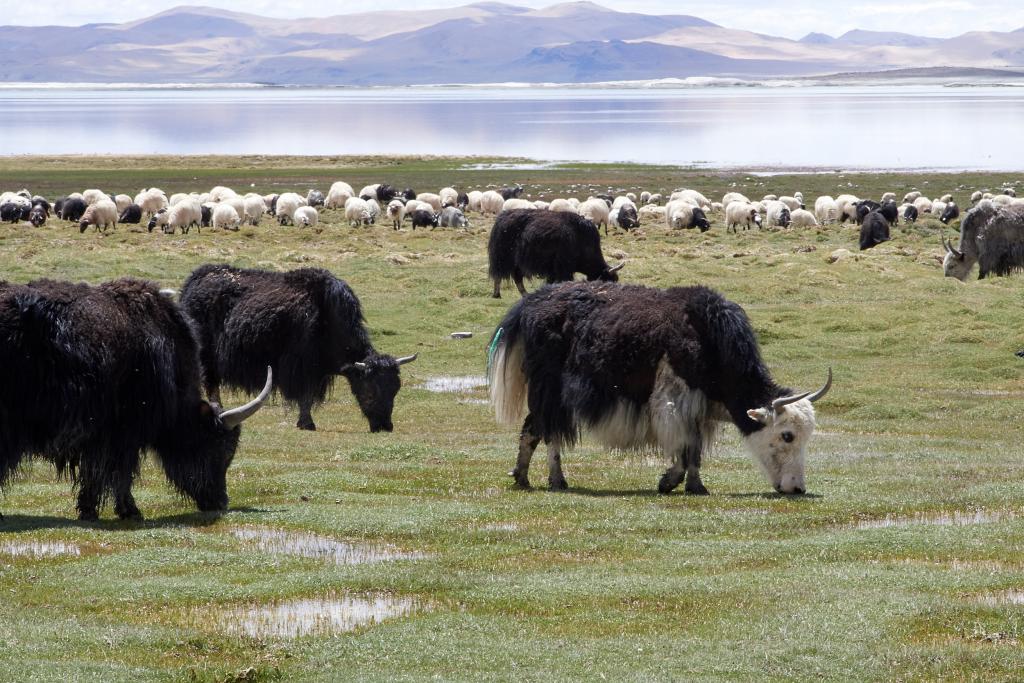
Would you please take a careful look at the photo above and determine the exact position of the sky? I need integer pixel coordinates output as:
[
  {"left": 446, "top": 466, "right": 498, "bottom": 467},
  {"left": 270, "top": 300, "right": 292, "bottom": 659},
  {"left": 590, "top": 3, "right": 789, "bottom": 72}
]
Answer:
[{"left": 3, "top": 0, "right": 1023, "bottom": 39}]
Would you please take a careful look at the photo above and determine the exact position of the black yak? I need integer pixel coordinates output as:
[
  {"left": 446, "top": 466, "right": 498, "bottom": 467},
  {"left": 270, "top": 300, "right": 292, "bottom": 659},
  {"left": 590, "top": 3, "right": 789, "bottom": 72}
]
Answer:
[
  {"left": 119, "top": 204, "right": 143, "bottom": 224},
  {"left": 903, "top": 205, "right": 918, "bottom": 223},
  {"left": 879, "top": 200, "right": 898, "bottom": 226},
  {"left": 855, "top": 200, "right": 881, "bottom": 225},
  {"left": 487, "top": 209, "right": 623, "bottom": 298},
  {"left": 940, "top": 202, "right": 960, "bottom": 224},
  {"left": 180, "top": 265, "right": 417, "bottom": 432},
  {"left": 0, "top": 203, "right": 20, "bottom": 223},
  {"left": 859, "top": 211, "right": 890, "bottom": 250},
  {"left": 0, "top": 277, "right": 271, "bottom": 520},
  {"left": 943, "top": 201, "right": 1024, "bottom": 280},
  {"left": 28, "top": 205, "right": 46, "bottom": 227},
  {"left": 488, "top": 281, "right": 832, "bottom": 494},
  {"left": 60, "top": 197, "right": 87, "bottom": 222},
  {"left": 409, "top": 209, "right": 438, "bottom": 230}
]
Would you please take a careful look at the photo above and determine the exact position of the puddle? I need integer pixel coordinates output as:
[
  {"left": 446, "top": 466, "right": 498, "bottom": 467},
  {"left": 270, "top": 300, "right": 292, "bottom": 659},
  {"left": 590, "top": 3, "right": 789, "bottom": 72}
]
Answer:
[
  {"left": 975, "top": 590, "right": 1024, "bottom": 607},
  {"left": 232, "top": 528, "right": 425, "bottom": 565},
  {"left": 0, "top": 541, "right": 81, "bottom": 558},
  {"left": 855, "top": 509, "right": 1018, "bottom": 530},
  {"left": 421, "top": 376, "right": 487, "bottom": 393},
  {"left": 205, "top": 593, "right": 426, "bottom": 639}
]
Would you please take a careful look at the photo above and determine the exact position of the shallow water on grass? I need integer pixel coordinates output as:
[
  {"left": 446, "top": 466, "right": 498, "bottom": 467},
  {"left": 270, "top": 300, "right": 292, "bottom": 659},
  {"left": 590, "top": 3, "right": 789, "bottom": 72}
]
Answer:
[
  {"left": 231, "top": 528, "right": 425, "bottom": 565},
  {"left": 0, "top": 541, "right": 81, "bottom": 558},
  {"left": 422, "top": 376, "right": 488, "bottom": 393},
  {"left": 855, "top": 509, "right": 1019, "bottom": 530},
  {"left": 205, "top": 594, "right": 426, "bottom": 638}
]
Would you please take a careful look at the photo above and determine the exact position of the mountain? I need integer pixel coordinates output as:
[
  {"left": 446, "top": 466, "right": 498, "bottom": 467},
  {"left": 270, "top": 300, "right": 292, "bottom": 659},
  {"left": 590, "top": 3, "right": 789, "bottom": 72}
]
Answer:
[{"left": 2, "top": 3, "right": 1024, "bottom": 84}]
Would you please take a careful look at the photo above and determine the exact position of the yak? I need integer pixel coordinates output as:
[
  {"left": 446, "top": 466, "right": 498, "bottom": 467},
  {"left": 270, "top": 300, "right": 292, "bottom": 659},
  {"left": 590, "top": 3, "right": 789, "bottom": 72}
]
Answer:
[
  {"left": 119, "top": 203, "right": 143, "bottom": 224},
  {"left": 180, "top": 264, "right": 417, "bottom": 432},
  {"left": 879, "top": 200, "right": 898, "bottom": 226},
  {"left": 0, "top": 203, "right": 20, "bottom": 223},
  {"left": 943, "top": 201, "right": 1024, "bottom": 280},
  {"left": 855, "top": 200, "right": 881, "bottom": 225},
  {"left": 409, "top": 209, "right": 439, "bottom": 230},
  {"left": 487, "top": 209, "right": 623, "bottom": 298},
  {"left": 499, "top": 185, "right": 524, "bottom": 200},
  {"left": 0, "top": 277, "right": 271, "bottom": 520},
  {"left": 903, "top": 204, "right": 918, "bottom": 223},
  {"left": 28, "top": 205, "right": 46, "bottom": 227},
  {"left": 488, "top": 281, "right": 832, "bottom": 495},
  {"left": 940, "top": 202, "right": 960, "bottom": 224},
  {"left": 859, "top": 211, "right": 890, "bottom": 250},
  {"left": 60, "top": 197, "right": 87, "bottom": 222}
]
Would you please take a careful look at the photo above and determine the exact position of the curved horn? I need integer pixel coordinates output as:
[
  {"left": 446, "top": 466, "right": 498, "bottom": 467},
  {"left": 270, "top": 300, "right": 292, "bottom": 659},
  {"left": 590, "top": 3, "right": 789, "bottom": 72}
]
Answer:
[
  {"left": 771, "top": 391, "right": 811, "bottom": 413},
  {"left": 608, "top": 262, "right": 625, "bottom": 273},
  {"left": 948, "top": 239, "right": 963, "bottom": 258},
  {"left": 219, "top": 367, "right": 273, "bottom": 429},
  {"left": 396, "top": 354, "right": 418, "bottom": 365},
  {"left": 942, "top": 237, "right": 953, "bottom": 254},
  {"left": 806, "top": 367, "right": 833, "bottom": 403},
  {"left": 354, "top": 362, "right": 368, "bottom": 370}
]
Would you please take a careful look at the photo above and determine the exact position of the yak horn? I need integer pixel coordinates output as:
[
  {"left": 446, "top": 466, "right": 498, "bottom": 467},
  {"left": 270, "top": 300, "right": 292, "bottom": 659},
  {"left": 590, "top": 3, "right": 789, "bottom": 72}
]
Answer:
[
  {"left": 943, "top": 237, "right": 963, "bottom": 258},
  {"left": 771, "top": 391, "right": 810, "bottom": 412},
  {"left": 396, "top": 354, "right": 418, "bottom": 365},
  {"left": 608, "top": 262, "right": 625, "bottom": 273},
  {"left": 806, "top": 367, "right": 833, "bottom": 403},
  {"left": 354, "top": 362, "right": 368, "bottom": 370},
  {"left": 220, "top": 366, "right": 273, "bottom": 429}
]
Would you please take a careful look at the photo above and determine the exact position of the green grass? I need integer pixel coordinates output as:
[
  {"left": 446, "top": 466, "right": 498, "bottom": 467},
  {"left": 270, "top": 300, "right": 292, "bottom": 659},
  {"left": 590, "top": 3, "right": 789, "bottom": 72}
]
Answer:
[{"left": 1, "top": 157, "right": 1023, "bottom": 682}]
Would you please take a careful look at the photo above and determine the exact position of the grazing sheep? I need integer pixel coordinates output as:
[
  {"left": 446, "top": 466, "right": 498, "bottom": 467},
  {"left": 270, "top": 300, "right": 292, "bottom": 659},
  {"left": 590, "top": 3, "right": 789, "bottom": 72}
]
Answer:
[
  {"left": 457, "top": 192, "right": 469, "bottom": 209},
  {"left": 212, "top": 204, "right": 241, "bottom": 231},
  {"left": 639, "top": 205, "right": 666, "bottom": 220},
  {"left": 499, "top": 185, "right": 524, "bottom": 200},
  {"left": 970, "top": 190, "right": 984, "bottom": 204},
  {"left": 403, "top": 200, "right": 432, "bottom": 215},
  {"left": 665, "top": 200, "right": 710, "bottom": 231},
  {"left": 913, "top": 196, "right": 933, "bottom": 215},
  {"left": 626, "top": 192, "right": 637, "bottom": 203},
  {"left": 275, "top": 193, "right": 306, "bottom": 225},
  {"left": 293, "top": 206, "right": 318, "bottom": 227},
  {"left": 344, "top": 197, "right": 372, "bottom": 227},
  {"left": 639, "top": 191, "right": 651, "bottom": 204},
  {"left": 880, "top": 192, "right": 896, "bottom": 203},
  {"left": 479, "top": 191, "right": 506, "bottom": 215},
  {"left": 306, "top": 189, "right": 325, "bottom": 207},
  {"left": 710, "top": 201, "right": 723, "bottom": 213},
  {"left": 148, "top": 208, "right": 170, "bottom": 233},
  {"left": 169, "top": 193, "right": 189, "bottom": 207},
  {"left": 779, "top": 196, "right": 803, "bottom": 211},
  {"left": 647, "top": 193, "right": 663, "bottom": 205},
  {"left": 365, "top": 198, "right": 381, "bottom": 224},
  {"left": 387, "top": 199, "right": 406, "bottom": 230},
  {"left": 903, "top": 191, "right": 922, "bottom": 203},
  {"left": 503, "top": 198, "right": 534, "bottom": 212},
  {"left": 533, "top": 200, "right": 550, "bottom": 210},
  {"left": 243, "top": 195, "right": 265, "bottom": 226},
  {"left": 938, "top": 193, "right": 953, "bottom": 204},
  {"left": 409, "top": 209, "right": 438, "bottom": 230},
  {"left": 789, "top": 209, "right": 818, "bottom": 228},
  {"left": 61, "top": 197, "right": 87, "bottom": 222},
  {"left": 762, "top": 194, "right": 778, "bottom": 202},
  {"left": 814, "top": 196, "right": 838, "bottom": 225},
  {"left": 114, "top": 194, "right": 133, "bottom": 213},
  {"left": 991, "top": 194, "right": 1014, "bottom": 207},
  {"left": 609, "top": 202, "right": 639, "bottom": 230},
  {"left": 671, "top": 189, "right": 711, "bottom": 209},
  {"left": 931, "top": 200, "right": 948, "bottom": 217},
  {"left": 721, "top": 192, "right": 750, "bottom": 208},
  {"left": 201, "top": 204, "right": 213, "bottom": 228},
  {"left": 439, "top": 206, "right": 469, "bottom": 228},
  {"left": 161, "top": 201, "right": 202, "bottom": 234},
  {"left": 359, "top": 184, "right": 380, "bottom": 200},
  {"left": 78, "top": 199, "right": 118, "bottom": 233},
  {"left": 119, "top": 204, "right": 142, "bottom": 224},
  {"left": 835, "top": 195, "right": 861, "bottom": 223},
  {"left": 765, "top": 201, "right": 792, "bottom": 228},
  {"left": 859, "top": 211, "right": 889, "bottom": 250},
  {"left": 467, "top": 191, "right": 484, "bottom": 212},
  {"left": 578, "top": 197, "right": 611, "bottom": 233},
  {"left": 548, "top": 198, "right": 576, "bottom": 213},
  {"left": 135, "top": 188, "right": 168, "bottom": 217},
  {"left": 208, "top": 186, "right": 237, "bottom": 203},
  {"left": 416, "top": 193, "right": 443, "bottom": 212},
  {"left": 940, "top": 202, "right": 960, "bottom": 224},
  {"left": 1004, "top": 188, "right": 1017, "bottom": 197},
  {"left": 855, "top": 200, "right": 881, "bottom": 225},
  {"left": 82, "top": 189, "right": 110, "bottom": 206},
  {"left": 439, "top": 187, "right": 458, "bottom": 207},
  {"left": 325, "top": 182, "right": 353, "bottom": 209},
  {"left": 28, "top": 205, "right": 47, "bottom": 227},
  {"left": 725, "top": 202, "right": 762, "bottom": 232}
]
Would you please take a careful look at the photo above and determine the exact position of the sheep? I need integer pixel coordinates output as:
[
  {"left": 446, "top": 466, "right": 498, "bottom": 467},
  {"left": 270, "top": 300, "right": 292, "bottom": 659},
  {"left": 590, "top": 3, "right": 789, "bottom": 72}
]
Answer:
[
  {"left": 609, "top": 202, "right": 639, "bottom": 230},
  {"left": 611, "top": 196, "right": 634, "bottom": 210},
  {"left": 439, "top": 187, "right": 458, "bottom": 208},
  {"left": 671, "top": 189, "right": 711, "bottom": 209},
  {"left": 169, "top": 193, "right": 189, "bottom": 207},
  {"left": 991, "top": 194, "right": 1014, "bottom": 207},
  {"left": 113, "top": 194, "right": 133, "bottom": 213},
  {"left": 293, "top": 206, "right": 318, "bottom": 227},
  {"left": 208, "top": 186, "right": 237, "bottom": 203},
  {"left": 626, "top": 192, "right": 637, "bottom": 202},
  {"left": 1004, "top": 188, "right": 1017, "bottom": 197},
  {"left": 938, "top": 193, "right": 953, "bottom": 203},
  {"left": 359, "top": 184, "right": 379, "bottom": 200},
  {"left": 940, "top": 202, "right": 961, "bottom": 224},
  {"left": 880, "top": 192, "right": 896, "bottom": 203},
  {"left": 721, "top": 192, "right": 750, "bottom": 208},
  {"left": 306, "top": 190, "right": 325, "bottom": 207},
  {"left": 212, "top": 204, "right": 241, "bottom": 231},
  {"left": 466, "top": 190, "right": 484, "bottom": 212},
  {"left": 779, "top": 196, "right": 803, "bottom": 211},
  {"left": 639, "top": 205, "right": 666, "bottom": 220},
  {"left": 503, "top": 198, "right": 535, "bottom": 212},
  {"left": 647, "top": 193, "right": 662, "bottom": 205},
  {"left": 710, "top": 202, "right": 723, "bottom": 213},
  {"left": 28, "top": 205, "right": 46, "bottom": 227},
  {"left": 275, "top": 193, "right": 306, "bottom": 225},
  {"left": 387, "top": 199, "right": 406, "bottom": 230},
  {"left": 135, "top": 188, "right": 168, "bottom": 217},
  {"left": 639, "top": 191, "right": 651, "bottom": 204},
  {"left": 439, "top": 206, "right": 469, "bottom": 228},
  {"left": 403, "top": 200, "right": 432, "bottom": 214},
  {"left": 725, "top": 202, "right": 762, "bottom": 232},
  {"left": 243, "top": 195, "right": 265, "bottom": 226},
  {"left": 903, "top": 191, "right": 922, "bottom": 203},
  {"left": 82, "top": 189, "right": 110, "bottom": 206},
  {"left": 78, "top": 199, "right": 118, "bottom": 233},
  {"left": 665, "top": 200, "right": 710, "bottom": 231},
  {"left": 970, "top": 190, "right": 984, "bottom": 204},
  {"left": 160, "top": 201, "right": 202, "bottom": 234},
  {"left": 262, "top": 193, "right": 279, "bottom": 214},
  {"left": 913, "top": 196, "right": 933, "bottom": 215},
  {"left": 549, "top": 199, "right": 576, "bottom": 213},
  {"left": 859, "top": 211, "right": 890, "bottom": 250},
  {"left": 814, "top": 196, "right": 838, "bottom": 225},
  {"left": 789, "top": 209, "right": 818, "bottom": 228},
  {"left": 762, "top": 194, "right": 778, "bottom": 202},
  {"left": 499, "top": 185, "right": 524, "bottom": 200},
  {"left": 344, "top": 197, "right": 372, "bottom": 227},
  {"left": 931, "top": 200, "right": 948, "bottom": 217},
  {"left": 416, "top": 193, "right": 443, "bottom": 212},
  {"left": 533, "top": 201, "right": 550, "bottom": 210},
  {"left": 479, "top": 191, "right": 506, "bottom": 215},
  {"left": 457, "top": 192, "right": 469, "bottom": 209},
  {"left": 325, "top": 182, "right": 353, "bottom": 209},
  {"left": 148, "top": 208, "right": 171, "bottom": 233},
  {"left": 835, "top": 195, "right": 861, "bottom": 223},
  {"left": 365, "top": 198, "right": 381, "bottom": 224},
  {"left": 577, "top": 197, "right": 610, "bottom": 233},
  {"left": 764, "top": 200, "right": 792, "bottom": 228}
]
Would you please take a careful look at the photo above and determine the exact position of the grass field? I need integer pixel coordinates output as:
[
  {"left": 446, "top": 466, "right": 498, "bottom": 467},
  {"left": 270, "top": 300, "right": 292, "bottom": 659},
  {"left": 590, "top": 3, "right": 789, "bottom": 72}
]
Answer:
[{"left": 1, "top": 157, "right": 1023, "bottom": 682}]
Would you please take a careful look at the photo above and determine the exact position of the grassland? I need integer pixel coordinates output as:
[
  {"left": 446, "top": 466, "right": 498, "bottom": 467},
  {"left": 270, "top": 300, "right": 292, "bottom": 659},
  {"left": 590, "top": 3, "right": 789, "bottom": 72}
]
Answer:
[{"left": 0, "top": 157, "right": 1023, "bottom": 682}]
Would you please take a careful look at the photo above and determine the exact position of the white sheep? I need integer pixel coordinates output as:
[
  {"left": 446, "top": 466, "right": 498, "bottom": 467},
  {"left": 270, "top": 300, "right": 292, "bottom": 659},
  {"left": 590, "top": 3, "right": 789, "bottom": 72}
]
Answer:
[
  {"left": 365, "top": 197, "right": 381, "bottom": 224},
  {"left": 778, "top": 196, "right": 802, "bottom": 211},
  {"left": 880, "top": 192, "right": 896, "bottom": 203},
  {"left": 275, "top": 192, "right": 306, "bottom": 225},
  {"left": 725, "top": 202, "right": 762, "bottom": 232},
  {"left": 212, "top": 203, "right": 241, "bottom": 230},
  {"left": 533, "top": 200, "right": 550, "bottom": 210},
  {"left": 913, "top": 196, "right": 933, "bottom": 214},
  {"left": 764, "top": 200, "right": 791, "bottom": 227},
  {"left": 970, "top": 190, "right": 983, "bottom": 204},
  {"left": 243, "top": 195, "right": 265, "bottom": 225},
  {"left": 548, "top": 198, "right": 576, "bottom": 213},
  {"left": 626, "top": 192, "right": 637, "bottom": 202},
  {"left": 902, "top": 191, "right": 922, "bottom": 203},
  {"left": 358, "top": 184, "right": 379, "bottom": 200},
  {"left": 1004, "top": 188, "right": 1017, "bottom": 197},
  {"left": 439, "top": 187, "right": 458, "bottom": 207},
  {"left": 403, "top": 200, "right": 432, "bottom": 214},
  {"left": 466, "top": 190, "right": 484, "bottom": 212},
  {"left": 710, "top": 202, "right": 723, "bottom": 213},
  {"left": 789, "top": 208, "right": 818, "bottom": 228},
  {"left": 325, "top": 182, "right": 353, "bottom": 209},
  {"left": 647, "top": 193, "right": 662, "bottom": 205},
  {"left": 161, "top": 201, "right": 202, "bottom": 234},
  {"left": 938, "top": 193, "right": 953, "bottom": 203},
  {"left": 814, "top": 196, "right": 838, "bottom": 225},
  {"left": 639, "top": 204, "right": 666, "bottom": 220},
  {"left": 223, "top": 194, "right": 246, "bottom": 222},
  {"left": 134, "top": 188, "right": 168, "bottom": 216},
  {"left": 169, "top": 192, "right": 189, "bottom": 207},
  {"left": 671, "top": 189, "right": 711, "bottom": 208},
  {"left": 502, "top": 198, "right": 535, "bottom": 212},
  {"left": 577, "top": 197, "right": 610, "bottom": 232},
  {"left": 762, "top": 194, "right": 778, "bottom": 201},
  {"left": 990, "top": 194, "right": 1014, "bottom": 207},
  {"left": 387, "top": 199, "right": 406, "bottom": 230},
  {"left": 208, "top": 186, "right": 237, "bottom": 203},
  {"left": 721, "top": 192, "right": 750, "bottom": 208},
  {"left": 416, "top": 193, "right": 443, "bottom": 212},
  {"left": 344, "top": 197, "right": 372, "bottom": 226},
  {"left": 479, "top": 190, "right": 505, "bottom": 215},
  {"left": 79, "top": 199, "right": 118, "bottom": 232},
  {"left": 835, "top": 194, "right": 860, "bottom": 223},
  {"left": 611, "top": 196, "right": 635, "bottom": 209},
  {"left": 665, "top": 200, "right": 697, "bottom": 229},
  {"left": 262, "top": 193, "right": 279, "bottom": 211},
  {"left": 82, "top": 189, "right": 110, "bottom": 206},
  {"left": 293, "top": 206, "right": 319, "bottom": 227},
  {"left": 114, "top": 194, "right": 133, "bottom": 213},
  {"left": 931, "top": 200, "right": 947, "bottom": 216},
  {"left": 639, "top": 191, "right": 651, "bottom": 204}
]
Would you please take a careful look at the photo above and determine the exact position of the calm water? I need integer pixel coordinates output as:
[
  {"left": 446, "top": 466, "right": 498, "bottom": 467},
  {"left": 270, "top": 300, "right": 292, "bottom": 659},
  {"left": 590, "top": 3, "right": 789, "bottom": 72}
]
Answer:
[{"left": 1, "top": 85, "right": 1022, "bottom": 169}]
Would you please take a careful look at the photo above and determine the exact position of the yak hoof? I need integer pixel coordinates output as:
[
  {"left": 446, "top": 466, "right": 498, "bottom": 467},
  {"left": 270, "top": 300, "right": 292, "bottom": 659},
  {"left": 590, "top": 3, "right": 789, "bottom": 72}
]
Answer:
[
  {"left": 657, "top": 472, "right": 683, "bottom": 494},
  {"left": 492, "top": 293, "right": 501, "bottom": 299},
  {"left": 297, "top": 420, "right": 317, "bottom": 431},
  {"left": 685, "top": 482, "right": 710, "bottom": 496},
  {"left": 116, "top": 508, "right": 144, "bottom": 522},
  {"left": 78, "top": 509, "right": 99, "bottom": 522},
  {"left": 548, "top": 477, "right": 568, "bottom": 491},
  {"left": 510, "top": 470, "right": 531, "bottom": 489}
]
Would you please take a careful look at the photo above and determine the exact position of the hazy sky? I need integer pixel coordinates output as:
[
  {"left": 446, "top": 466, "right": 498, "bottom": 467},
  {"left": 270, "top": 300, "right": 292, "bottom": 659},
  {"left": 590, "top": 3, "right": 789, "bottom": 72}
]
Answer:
[{"left": 5, "top": 0, "right": 1023, "bottom": 39}]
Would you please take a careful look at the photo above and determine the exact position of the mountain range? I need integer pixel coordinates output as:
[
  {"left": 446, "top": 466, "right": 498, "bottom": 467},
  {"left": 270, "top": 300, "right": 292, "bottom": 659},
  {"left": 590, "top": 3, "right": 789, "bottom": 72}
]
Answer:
[{"left": 3, "top": 2, "right": 1024, "bottom": 85}]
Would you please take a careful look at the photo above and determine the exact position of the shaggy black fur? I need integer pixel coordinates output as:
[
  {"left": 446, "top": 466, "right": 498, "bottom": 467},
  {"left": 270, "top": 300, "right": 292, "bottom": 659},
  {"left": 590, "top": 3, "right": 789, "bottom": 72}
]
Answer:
[
  {"left": 487, "top": 209, "right": 618, "bottom": 298},
  {"left": 859, "top": 211, "right": 890, "bottom": 250},
  {"left": 855, "top": 200, "right": 880, "bottom": 225},
  {"left": 0, "top": 277, "right": 244, "bottom": 520},
  {"left": 903, "top": 205, "right": 918, "bottom": 223},
  {"left": 119, "top": 204, "right": 143, "bottom": 224},
  {"left": 180, "top": 264, "right": 407, "bottom": 432},
  {"left": 0, "top": 203, "right": 19, "bottom": 223},
  {"left": 940, "top": 203, "right": 960, "bottom": 224},
  {"left": 60, "top": 197, "right": 87, "bottom": 222},
  {"left": 879, "top": 200, "right": 898, "bottom": 226},
  {"left": 616, "top": 204, "right": 639, "bottom": 230},
  {"left": 499, "top": 186, "right": 523, "bottom": 200},
  {"left": 491, "top": 281, "right": 790, "bottom": 448},
  {"left": 954, "top": 204, "right": 1024, "bottom": 278},
  {"left": 375, "top": 184, "right": 397, "bottom": 203},
  {"left": 409, "top": 209, "right": 438, "bottom": 230},
  {"left": 28, "top": 206, "right": 46, "bottom": 227}
]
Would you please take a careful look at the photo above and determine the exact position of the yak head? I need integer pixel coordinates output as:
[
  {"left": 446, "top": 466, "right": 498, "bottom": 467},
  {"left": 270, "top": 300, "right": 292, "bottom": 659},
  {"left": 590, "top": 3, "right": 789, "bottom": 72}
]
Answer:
[
  {"left": 939, "top": 203, "right": 960, "bottom": 224},
  {"left": 743, "top": 369, "right": 831, "bottom": 495},
  {"left": 943, "top": 238, "right": 973, "bottom": 280},
  {"left": 597, "top": 261, "right": 624, "bottom": 283},
  {"left": 693, "top": 207, "right": 710, "bottom": 232},
  {"left": 340, "top": 353, "right": 417, "bottom": 432}
]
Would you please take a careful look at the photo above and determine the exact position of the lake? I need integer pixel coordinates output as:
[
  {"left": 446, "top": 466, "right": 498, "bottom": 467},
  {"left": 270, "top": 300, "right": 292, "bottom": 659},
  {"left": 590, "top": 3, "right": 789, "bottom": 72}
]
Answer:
[{"left": 1, "top": 85, "right": 1022, "bottom": 170}]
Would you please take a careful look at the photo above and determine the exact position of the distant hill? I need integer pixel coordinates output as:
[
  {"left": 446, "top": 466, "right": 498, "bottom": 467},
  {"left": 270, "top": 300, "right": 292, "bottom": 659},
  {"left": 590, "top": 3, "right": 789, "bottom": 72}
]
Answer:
[{"left": 2, "top": 2, "right": 1024, "bottom": 84}]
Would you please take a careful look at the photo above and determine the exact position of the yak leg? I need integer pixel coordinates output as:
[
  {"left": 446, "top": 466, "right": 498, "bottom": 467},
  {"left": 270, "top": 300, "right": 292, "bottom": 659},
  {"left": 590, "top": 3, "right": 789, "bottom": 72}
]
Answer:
[
  {"left": 76, "top": 468, "right": 103, "bottom": 522},
  {"left": 511, "top": 414, "right": 540, "bottom": 488},
  {"left": 112, "top": 459, "right": 143, "bottom": 521},
  {"left": 684, "top": 442, "right": 709, "bottom": 495},
  {"left": 659, "top": 421, "right": 708, "bottom": 495},
  {"left": 547, "top": 442, "right": 568, "bottom": 491},
  {"left": 491, "top": 278, "right": 502, "bottom": 299},
  {"left": 513, "top": 271, "right": 527, "bottom": 296},
  {"left": 297, "top": 398, "right": 316, "bottom": 431}
]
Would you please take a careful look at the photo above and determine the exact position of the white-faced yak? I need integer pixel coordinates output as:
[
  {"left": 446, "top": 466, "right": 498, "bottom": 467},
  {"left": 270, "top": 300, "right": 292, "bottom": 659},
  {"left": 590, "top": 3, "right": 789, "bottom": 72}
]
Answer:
[
  {"left": 488, "top": 209, "right": 623, "bottom": 298},
  {"left": 180, "top": 264, "right": 416, "bottom": 432},
  {"left": 944, "top": 201, "right": 1024, "bottom": 280},
  {"left": 0, "top": 277, "right": 272, "bottom": 521},
  {"left": 488, "top": 281, "right": 832, "bottom": 495}
]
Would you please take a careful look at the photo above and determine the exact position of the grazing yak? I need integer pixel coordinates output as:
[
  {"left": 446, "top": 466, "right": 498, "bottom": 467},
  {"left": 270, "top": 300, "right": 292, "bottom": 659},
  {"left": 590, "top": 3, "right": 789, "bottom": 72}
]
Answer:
[
  {"left": 939, "top": 202, "right": 960, "bottom": 224},
  {"left": 180, "top": 264, "right": 417, "bottom": 432},
  {"left": 487, "top": 209, "right": 623, "bottom": 298},
  {"left": 488, "top": 281, "right": 832, "bottom": 494},
  {"left": 943, "top": 201, "right": 1024, "bottom": 280},
  {"left": 903, "top": 205, "right": 919, "bottom": 223},
  {"left": 0, "top": 277, "right": 271, "bottom": 520},
  {"left": 859, "top": 211, "right": 890, "bottom": 250}
]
